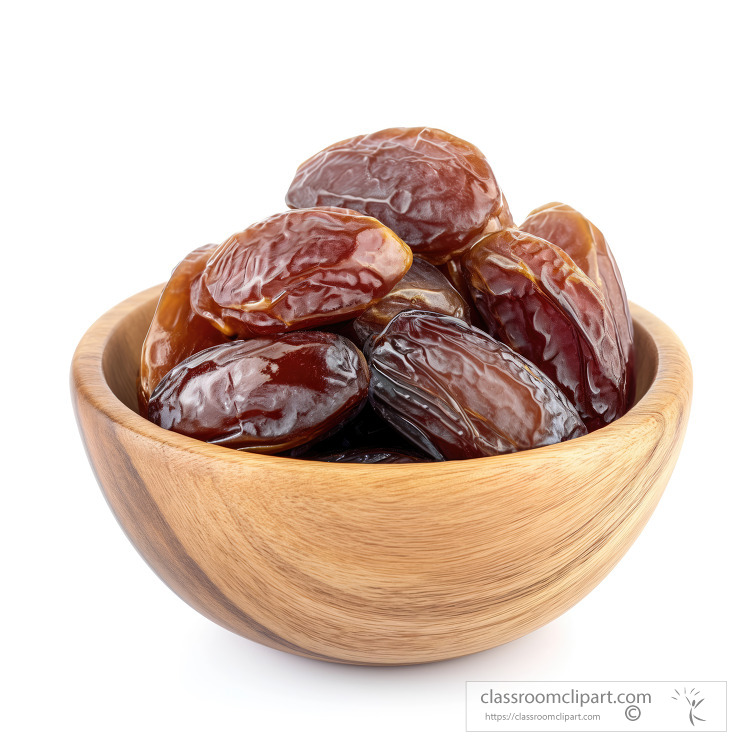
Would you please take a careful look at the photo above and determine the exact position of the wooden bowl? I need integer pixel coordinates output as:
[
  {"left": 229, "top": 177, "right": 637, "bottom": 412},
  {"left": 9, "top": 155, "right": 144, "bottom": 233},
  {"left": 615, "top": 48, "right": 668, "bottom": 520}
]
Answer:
[{"left": 71, "top": 286, "right": 692, "bottom": 665}]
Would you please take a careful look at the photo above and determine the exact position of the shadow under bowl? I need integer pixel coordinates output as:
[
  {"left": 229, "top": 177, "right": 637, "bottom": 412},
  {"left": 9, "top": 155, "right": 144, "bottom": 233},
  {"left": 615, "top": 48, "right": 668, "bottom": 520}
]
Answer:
[{"left": 71, "top": 286, "right": 692, "bottom": 665}]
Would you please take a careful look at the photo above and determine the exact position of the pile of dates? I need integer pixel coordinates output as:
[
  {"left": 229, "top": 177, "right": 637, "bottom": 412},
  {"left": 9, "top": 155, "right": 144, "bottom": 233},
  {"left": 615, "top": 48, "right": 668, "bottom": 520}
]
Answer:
[{"left": 140, "top": 127, "right": 635, "bottom": 463}]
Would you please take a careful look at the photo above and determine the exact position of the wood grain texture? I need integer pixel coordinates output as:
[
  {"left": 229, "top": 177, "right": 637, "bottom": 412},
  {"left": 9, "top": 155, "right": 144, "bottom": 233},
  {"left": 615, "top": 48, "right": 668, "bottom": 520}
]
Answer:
[{"left": 71, "top": 285, "right": 692, "bottom": 665}]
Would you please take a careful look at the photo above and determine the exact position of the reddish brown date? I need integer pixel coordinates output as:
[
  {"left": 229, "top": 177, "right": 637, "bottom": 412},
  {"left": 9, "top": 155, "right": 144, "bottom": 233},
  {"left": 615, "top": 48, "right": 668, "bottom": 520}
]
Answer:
[
  {"left": 286, "top": 127, "right": 513, "bottom": 263},
  {"left": 463, "top": 229, "right": 627, "bottom": 430},
  {"left": 437, "top": 258, "right": 489, "bottom": 330},
  {"left": 519, "top": 202, "right": 635, "bottom": 405},
  {"left": 147, "top": 332, "right": 369, "bottom": 453},
  {"left": 191, "top": 207, "right": 412, "bottom": 337},
  {"left": 368, "top": 311, "right": 586, "bottom": 460},
  {"left": 138, "top": 244, "right": 229, "bottom": 412},
  {"left": 352, "top": 257, "right": 469, "bottom": 345}
]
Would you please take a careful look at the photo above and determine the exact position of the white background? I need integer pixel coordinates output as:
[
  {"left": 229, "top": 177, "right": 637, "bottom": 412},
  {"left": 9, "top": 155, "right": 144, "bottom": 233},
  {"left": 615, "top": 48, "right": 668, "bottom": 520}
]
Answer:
[{"left": 2, "top": 2, "right": 748, "bottom": 748}]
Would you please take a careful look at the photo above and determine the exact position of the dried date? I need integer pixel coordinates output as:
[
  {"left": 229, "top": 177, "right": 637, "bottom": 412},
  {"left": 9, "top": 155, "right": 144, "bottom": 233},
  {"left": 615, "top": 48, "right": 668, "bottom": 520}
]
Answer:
[
  {"left": 286, "top": 127, "right": 513, "bottom": 263},
  {"left": 519, "top": 202, "right": 635, "bottom": 405},
  {"left": 138, "top": 244, "right": 229, "bottom": 412},
  {"left": 462, "top": 228, "right": 627, "bottom": 430},
  {"left": 352, "top": 257, "right": 469, "bottom": 346},
  {"left": 437, "top": 258, "right": 489, "bottom": 330},
  {"left": 147, "top": 332, "right": 369, "bottom": 453},
  {"left": 368, "top": 311, "right": 586, "bottom": 460},
  {"left": 191, "top": 207, "right": 412, "bottom": 337}
]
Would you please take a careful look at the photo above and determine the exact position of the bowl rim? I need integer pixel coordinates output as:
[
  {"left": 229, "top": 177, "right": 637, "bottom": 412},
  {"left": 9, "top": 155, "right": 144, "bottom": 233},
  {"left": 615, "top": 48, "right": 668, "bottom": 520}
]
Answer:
[{"left": 71, "top": 284, "right": 691, "bottom": 473}]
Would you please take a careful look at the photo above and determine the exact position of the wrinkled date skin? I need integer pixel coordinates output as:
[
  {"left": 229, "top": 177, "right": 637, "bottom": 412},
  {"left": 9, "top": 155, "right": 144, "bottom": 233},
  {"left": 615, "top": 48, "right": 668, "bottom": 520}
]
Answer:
[
  {"left": 286, "top": 127, "right": 513, "bottom": 263},
  {"left": 463, "top": 229, "right": 627, "bottom": 430},
  {"left": 519, "top": 202, "right": 635, "bottom": 405},
  {"left": 368, "top": 311, "right": 586, "bottom": 460},
  {"left": 191, "top": 207, "right": 412, "bottom": 337},
  {"left": 147, "top": 332, "right": 369, "bottom": 453},
  {"left": 138, "top": 244, "right": 229, "bottom": 413},
  {"left": 312, "top": 449, "right": 429, "bottom": 464},
  {"left": 353, "top": 257, "right": 469, "bottom": 346},
  {"left": 438, "top": 258, "right": 489, "bottom": 330}
]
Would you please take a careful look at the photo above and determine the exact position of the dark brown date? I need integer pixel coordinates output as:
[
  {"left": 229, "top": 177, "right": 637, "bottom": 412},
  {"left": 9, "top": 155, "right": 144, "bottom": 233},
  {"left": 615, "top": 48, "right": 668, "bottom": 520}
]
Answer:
[
  {"left": 191, "top": 207, "right": 412, "bottom": 337},
  {"left": 147, "top": 332, "right": 369, "bottom": 453},
  {"left": 368, "top": 311, "right": 586, "bottom": 460},
  {"left": 138, "top": 244, "right": 229, "bottom": 412},
  {"left": 352, "top": 257, "right": 469, "bottom": 346},
  {"left": 311, "top": 449, "right": 429, "bottom": 464},
  {"left": 519, "top": 202, "right": 635, "bottom": 405},
  {"left": 437, "top": 258, "right": 490, "bottom": 330},
  {"left": 286, "top": 127, "right": 513, "bottom": 263},
  {"left": 462, "top": 228, "right": 627, "bottom": 430}
]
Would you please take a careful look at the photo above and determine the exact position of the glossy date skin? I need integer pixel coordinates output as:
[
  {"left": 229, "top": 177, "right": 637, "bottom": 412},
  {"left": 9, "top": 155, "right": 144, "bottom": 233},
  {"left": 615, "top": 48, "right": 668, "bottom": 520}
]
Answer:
[
  {"left": 438, "top": 258, "right": 489, "bottom": 330},
  {"left": 138, "top": 244, "right": 229, "bottom": 413},
  {"left": 147, "top": 332, "right": 369, "bottom": 453},
  {"left": 368, "top": 311, "right": 586, "bottom": 460},
  {"left": 191, "top": 207, "right": 412, "bottom": 337},
  {"left": 519, "top": 202, "right": 635, "bottom": 405},
  {"left": 352, "top": 257, "right": 469, "bottom": 346},
  {"left": 463, "top": 229, "right": 627, "bottom": 430},
  {"left": 286, "top": 127, "right": 513, "bottom": 263}
]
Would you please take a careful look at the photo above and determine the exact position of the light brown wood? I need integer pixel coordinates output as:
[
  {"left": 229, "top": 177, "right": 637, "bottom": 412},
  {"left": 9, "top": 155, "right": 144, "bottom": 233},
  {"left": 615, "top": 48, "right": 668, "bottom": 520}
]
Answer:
[{"left": 71, "top": 285, "right": 692, "bottom": 665}]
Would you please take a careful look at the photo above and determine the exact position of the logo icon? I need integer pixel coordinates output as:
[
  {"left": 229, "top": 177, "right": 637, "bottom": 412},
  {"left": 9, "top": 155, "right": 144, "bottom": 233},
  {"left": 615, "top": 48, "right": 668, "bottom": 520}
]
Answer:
[{"left": 672, "top": 687, "right": 705, "bottom": 726}]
